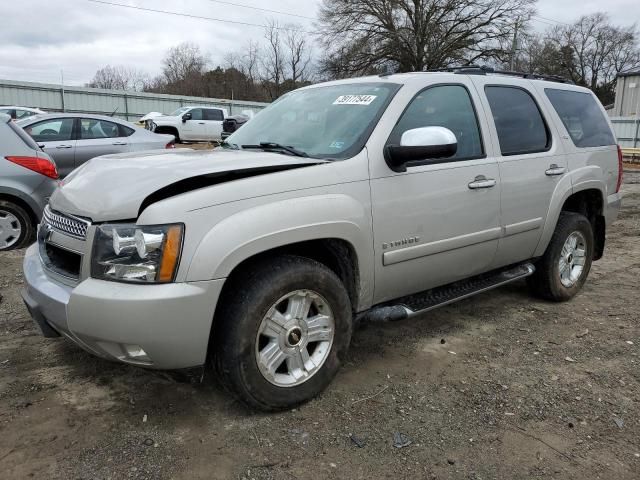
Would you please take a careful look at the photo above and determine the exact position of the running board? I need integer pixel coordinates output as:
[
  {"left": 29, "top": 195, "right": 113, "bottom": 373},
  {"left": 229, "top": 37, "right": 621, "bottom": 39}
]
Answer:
[{"left": 360, "top": 263, "right": 535, "bottom": 323}]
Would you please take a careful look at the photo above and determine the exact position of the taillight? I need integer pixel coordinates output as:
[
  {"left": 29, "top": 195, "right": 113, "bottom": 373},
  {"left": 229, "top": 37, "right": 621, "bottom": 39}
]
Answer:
[
  {"left": 616, "top": 145, "right": 624, "bottom": 193},
  {"left": 165, "top": 140, "right": 176, "bottom": 149},
  {"left": 5, "top": 156, "right": 58, "bottom": 179}
]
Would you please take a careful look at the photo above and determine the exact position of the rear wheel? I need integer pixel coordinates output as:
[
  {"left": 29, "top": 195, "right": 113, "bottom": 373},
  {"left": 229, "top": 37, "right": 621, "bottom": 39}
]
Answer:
[
  {"left": 528, "top": 212, "right": 594, "bottom": 301},
  {"left": 0, "top": 200, "right": 34, "bottom": 251},
  {"left": 213, "top": 255, "right": 352, "bottom": 411}
]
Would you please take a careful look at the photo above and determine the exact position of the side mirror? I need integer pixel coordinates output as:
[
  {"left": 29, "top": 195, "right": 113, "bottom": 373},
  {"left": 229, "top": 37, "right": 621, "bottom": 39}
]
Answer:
[
  {"left": 385, "top": 126, "right": 457, "bottom": 172},
  {"left": 38, "top": 143, "right": 46, "bottom": 149},
  {"left": 182, "top": 112, "right": 192, "bottom": 122}
]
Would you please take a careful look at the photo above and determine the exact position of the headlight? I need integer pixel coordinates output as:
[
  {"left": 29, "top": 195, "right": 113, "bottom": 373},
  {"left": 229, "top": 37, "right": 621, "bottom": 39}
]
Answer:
[{"left": 91, "top": 224, "right": 183, "bottom": 283}]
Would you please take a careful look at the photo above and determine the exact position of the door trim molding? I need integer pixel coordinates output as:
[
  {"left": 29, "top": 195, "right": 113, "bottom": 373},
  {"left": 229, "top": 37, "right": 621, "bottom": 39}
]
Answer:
[
  {"left": 503, "top": 217, "right": 543, "bottom": 237},
  {"left": 383, "top": 227, "right": 502, "bottom": 266}
]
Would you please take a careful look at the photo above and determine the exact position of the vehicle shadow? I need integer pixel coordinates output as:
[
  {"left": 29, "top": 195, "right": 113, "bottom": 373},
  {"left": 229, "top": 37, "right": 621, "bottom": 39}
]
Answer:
[{"left": 48, "top": 279, "right": 540, "bottom": 417}]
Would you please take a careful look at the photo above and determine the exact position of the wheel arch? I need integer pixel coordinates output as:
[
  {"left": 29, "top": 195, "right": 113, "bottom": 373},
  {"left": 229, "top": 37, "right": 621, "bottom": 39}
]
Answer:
[
  {"left": 153, "top": 125, "right": 179, "bottom": 140},
  {"left": 0, "top": 189, "right": 39, "bottom": 226},
  {"left": 185, "top": 195, "right": 374, "bottom": 311},
  {"left": 534, "top": 181, "right": 606, "bottom": 259}
]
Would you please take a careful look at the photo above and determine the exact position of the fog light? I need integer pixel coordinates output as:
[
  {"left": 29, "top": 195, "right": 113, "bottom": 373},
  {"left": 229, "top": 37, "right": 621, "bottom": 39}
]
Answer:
[{"left": 124, "top": 344, "right": 151, "bottom": 363}]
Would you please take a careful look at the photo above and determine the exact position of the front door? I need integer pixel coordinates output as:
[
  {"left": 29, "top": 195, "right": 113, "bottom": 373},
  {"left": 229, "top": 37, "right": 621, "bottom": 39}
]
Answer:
[
  {"left": 75, "top": 118, "right": 131, "bottom": 168},
  {"left": 182, "top": 108, "right": 207, "bottom": 140},
  {"left": 26, "top": 117, "right": 76, "bottom": 177},
  {"left": 369, "top": 82, "right": 501, "bottom": 303},
  {"left": 470, "top": 77, "right": 568, "bottom": 269}
]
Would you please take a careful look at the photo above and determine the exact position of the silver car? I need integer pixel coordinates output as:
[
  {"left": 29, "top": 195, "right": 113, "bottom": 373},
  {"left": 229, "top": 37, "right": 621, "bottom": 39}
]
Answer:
[
  {"left": 0, "top": 114, "right": 58, "bottom": 250},
  {"left": 21, "top": 70, "right": 622, "bottom": 410},
  {"left": 17, "top": 114, "right": 176, "bottom": 177}
]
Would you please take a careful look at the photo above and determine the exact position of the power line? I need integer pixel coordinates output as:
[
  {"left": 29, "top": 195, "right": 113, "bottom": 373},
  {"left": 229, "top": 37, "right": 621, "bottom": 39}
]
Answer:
[
  {"left": 531, "top": 15, "right": 570, "bottom": 27},
  {"left": 204, "top": 0, "right": 315, "bottom": 21},
  {"left": 86, "top": 0, "right": 316, "bottom": 33}
]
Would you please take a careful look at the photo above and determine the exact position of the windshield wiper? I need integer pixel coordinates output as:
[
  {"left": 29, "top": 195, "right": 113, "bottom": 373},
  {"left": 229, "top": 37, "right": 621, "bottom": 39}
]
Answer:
[
  {"left": 242, "top": 142, "right": 309, "bottom": 158},
  {"left": 220, "top": 140, "right": 239, "bottom": 149}
]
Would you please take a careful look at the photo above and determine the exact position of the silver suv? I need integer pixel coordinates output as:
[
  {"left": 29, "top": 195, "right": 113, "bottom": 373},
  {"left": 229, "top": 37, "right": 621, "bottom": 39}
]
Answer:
[
  {"left": 21, "top": 69, "right": 622, "bottom": 410},
  {"left": 0, "top": 114, "right": 58, "bottom": 250}
]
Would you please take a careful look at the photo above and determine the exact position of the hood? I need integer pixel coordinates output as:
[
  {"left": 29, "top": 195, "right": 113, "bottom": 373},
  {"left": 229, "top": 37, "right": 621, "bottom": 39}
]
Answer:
[
  {"left": 139, "top": 112, "right": 163, "bottom": 122},
  {"left": 50, "top": 149, "right": 326, "bottom": 222},
  {"left": 153, "top": 115, "right": 179, "bottom": 122}
]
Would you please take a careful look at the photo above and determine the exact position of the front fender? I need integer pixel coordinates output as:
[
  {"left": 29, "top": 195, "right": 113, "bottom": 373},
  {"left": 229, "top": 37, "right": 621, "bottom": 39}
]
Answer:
[
  {"left": 185, "top": 193, "right": 374, "bottom": 308},
  {"left": 533, "top": 166, "right": 606, "bottom": 257}
]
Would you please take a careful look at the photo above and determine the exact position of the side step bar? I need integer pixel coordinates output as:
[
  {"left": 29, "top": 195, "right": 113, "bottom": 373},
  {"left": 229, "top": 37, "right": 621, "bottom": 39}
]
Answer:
[{"left": 360, "top": 262, "right": 535, "bottom": 323}]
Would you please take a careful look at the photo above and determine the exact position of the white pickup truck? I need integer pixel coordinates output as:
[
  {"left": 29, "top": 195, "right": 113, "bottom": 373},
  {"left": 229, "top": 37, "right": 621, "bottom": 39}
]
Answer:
[{"left": 149, "top": 106, "right": 228, "bottom": 143}]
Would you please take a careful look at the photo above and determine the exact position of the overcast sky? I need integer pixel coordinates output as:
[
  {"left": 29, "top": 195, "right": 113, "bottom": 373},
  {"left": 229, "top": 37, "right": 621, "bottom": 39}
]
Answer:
[{"left": 0, "top": 0, "right": 638, "bottom": 86}]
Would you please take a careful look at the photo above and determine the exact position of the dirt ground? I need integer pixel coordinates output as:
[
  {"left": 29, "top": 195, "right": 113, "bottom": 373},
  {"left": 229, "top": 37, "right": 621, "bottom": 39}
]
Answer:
[{"left": 1, "top": 172, "right": 639, "bottom": 480}]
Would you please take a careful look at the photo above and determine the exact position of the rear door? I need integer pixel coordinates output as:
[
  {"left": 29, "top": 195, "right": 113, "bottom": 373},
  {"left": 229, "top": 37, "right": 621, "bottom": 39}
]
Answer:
[
  {"left": 75, "top": 118, "right": 131, "bottom": 167},
  {"left": 470, "top": 77, "right": 568, "bottom": 269},
  {"left": 27, "top": 117, "right": 76, "bottom": 177},
  {"left": 203, "top": 108, "right": 224, "bottom": 140}
]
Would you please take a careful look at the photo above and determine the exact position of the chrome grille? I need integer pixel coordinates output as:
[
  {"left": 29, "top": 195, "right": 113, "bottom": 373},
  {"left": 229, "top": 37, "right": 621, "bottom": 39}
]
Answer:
[{"left": 42, "top": 205, "right": 90, "bottom": 240}]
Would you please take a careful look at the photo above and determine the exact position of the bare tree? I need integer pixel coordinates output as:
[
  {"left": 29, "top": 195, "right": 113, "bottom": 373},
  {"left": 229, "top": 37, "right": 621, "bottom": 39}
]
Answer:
[
  {"left": 285, "top": 29, "right": 312, "bottom": 83},
  {"left": 547, "top": 14, "right": 640, "bottom": 96},
  {"left": 508, "top": 13, "right": 640, "bottom": 103},
  {"left": 261, "top": 21, "right": 286, "bottom": 99},
  {"left": 87, "top": 65, "right": 149, "bottom": 91},
  {"left": 162, "top": 42, "right": 208, "bottom": 85},
  {"left": 317, "top": 0, "right": 535, "bottom": 78}
]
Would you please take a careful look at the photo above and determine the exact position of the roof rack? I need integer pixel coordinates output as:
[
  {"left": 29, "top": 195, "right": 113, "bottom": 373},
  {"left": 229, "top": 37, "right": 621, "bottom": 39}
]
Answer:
[{"left": 422, "top": 65, "right": 572, "bottom": 84}]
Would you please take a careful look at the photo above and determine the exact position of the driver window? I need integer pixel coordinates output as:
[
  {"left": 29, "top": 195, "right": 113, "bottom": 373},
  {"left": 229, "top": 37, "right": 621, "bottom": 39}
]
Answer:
[
  {"left": 387, "top": 85, "right": 484, "bottom": 160},
  {"left": 189, "top": 109, "right": 203, "bottom": 120},
  {"left": 28, "top": 118, "right": 75, "bottom": 143}
]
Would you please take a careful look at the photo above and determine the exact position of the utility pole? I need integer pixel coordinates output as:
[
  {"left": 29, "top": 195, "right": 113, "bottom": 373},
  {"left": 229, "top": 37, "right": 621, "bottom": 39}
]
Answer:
[
  {"left": 510, "top": 20, "right": 520, "bottom": 71},
  {"left": 60, "top": 69, "right": 66, "bottom": 112}
]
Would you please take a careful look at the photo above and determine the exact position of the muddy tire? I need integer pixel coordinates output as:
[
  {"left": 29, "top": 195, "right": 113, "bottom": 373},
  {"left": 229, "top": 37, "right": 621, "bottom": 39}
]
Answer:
[
  {"left": 212, "top": 255, "right": 352, "bottom": 411},
  {"left": 0, "top": 200, "right": 35, "bottom": 251},
  {"left": 528, "top": 212, "right": 594, "bottom": 302}
]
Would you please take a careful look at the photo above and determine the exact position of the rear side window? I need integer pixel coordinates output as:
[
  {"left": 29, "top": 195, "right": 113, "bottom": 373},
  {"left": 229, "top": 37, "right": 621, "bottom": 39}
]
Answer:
[
  {"left": 545, "top": 89, "right": 615, "bottom": 148},
  {"left": 204, "top": 108, "right": 224, "bottom": 121},
  {"left": 387, "top": 84, "right": 484, "bottom": 160},
  {"left": 485, "top": 86, "right": 550, "bottom": 156},
  {"left": 120, "top": 124, "right": 135, "bottom": 137},
  {"left": 80, "top": 119, "right": 121, "bottom": 139}
]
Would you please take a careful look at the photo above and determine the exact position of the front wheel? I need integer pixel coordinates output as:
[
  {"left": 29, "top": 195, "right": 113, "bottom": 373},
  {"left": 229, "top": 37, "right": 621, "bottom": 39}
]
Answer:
[
  {"left": 212, "top": 255, "right": 352, "bottom": 411},
  {"left": 528, "top": 212, "right": 594, "bottom": 301}
]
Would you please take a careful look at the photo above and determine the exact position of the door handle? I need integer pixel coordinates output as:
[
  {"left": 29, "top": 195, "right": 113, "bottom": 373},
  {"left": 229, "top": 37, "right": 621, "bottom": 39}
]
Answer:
[
  {"left": 545, "top": 164, "right": 566, "bottom": 176},
  {"left": 468, "top": 175, "right": 497, "bottom": 189},
  {"left": 198, "top": 122, "right": 206, "bottom": 125},
  {"left": 55, "top": 145, "right": 73, "bottom": 149},
  {"left": 112, "top": 142, "right": 128, "bottom": 146}
]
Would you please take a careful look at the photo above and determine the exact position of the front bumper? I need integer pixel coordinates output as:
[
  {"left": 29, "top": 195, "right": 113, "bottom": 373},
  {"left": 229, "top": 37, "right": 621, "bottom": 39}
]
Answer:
[{"left": 21, "top": 244, "right": 225, "bottom": 369}]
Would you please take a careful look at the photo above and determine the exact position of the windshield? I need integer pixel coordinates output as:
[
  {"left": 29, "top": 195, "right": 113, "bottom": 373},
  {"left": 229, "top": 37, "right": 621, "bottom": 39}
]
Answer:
[
  {"left": 225, "top": 82, "right": 400, "bottom": 159},
  {"left": 170, "top": 107, "right": 190, "bottom": 116}
]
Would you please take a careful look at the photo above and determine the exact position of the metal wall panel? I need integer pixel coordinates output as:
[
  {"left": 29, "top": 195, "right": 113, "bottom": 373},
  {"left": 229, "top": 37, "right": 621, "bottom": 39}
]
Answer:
[
  {"left": 0, "top": 79, "right": 268, "bottom": 121},
  {"left": 611, "top": 117, "right": 640, "bottom": 148}
]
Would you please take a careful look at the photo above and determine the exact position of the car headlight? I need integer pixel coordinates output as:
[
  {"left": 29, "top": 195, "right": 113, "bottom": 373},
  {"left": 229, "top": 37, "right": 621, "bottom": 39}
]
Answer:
[{"left": 91, "top": 224, "right": 183, "bottom": 283}]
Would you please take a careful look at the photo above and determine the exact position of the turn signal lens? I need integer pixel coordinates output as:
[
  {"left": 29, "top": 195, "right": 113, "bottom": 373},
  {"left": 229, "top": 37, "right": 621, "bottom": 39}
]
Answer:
[{"left": 158, "top": 225, "right": 182, "bottom": 282}]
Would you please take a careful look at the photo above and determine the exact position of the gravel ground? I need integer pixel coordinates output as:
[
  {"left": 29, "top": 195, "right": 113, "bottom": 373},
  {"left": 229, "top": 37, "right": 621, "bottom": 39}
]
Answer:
[{"left": 0, "top": 172, "right": 639, "bottom": 479}]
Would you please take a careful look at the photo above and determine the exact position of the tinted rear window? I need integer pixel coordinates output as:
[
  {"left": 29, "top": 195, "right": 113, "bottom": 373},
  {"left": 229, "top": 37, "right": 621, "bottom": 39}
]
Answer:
[
  {"left": 8, "top": 121, "right": 40, "bottom": 150},
  {"left": 545, "top": 89, "right": 615, "bottom": 148},
  {"left": 485, "top": 86, "right": 550, "bottom": 156}
]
